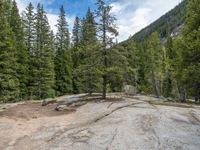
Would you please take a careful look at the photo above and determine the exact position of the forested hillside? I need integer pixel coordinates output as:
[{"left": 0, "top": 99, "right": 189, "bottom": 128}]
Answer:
[
  {"left": 113, "top": 0, "right": 199, "bottom": 101},
  {"left": 127, "top": 0, "right": 187, "bottom": 42},
  {"left": 0, "top": 0, "right": 199, "bottom": 103}
]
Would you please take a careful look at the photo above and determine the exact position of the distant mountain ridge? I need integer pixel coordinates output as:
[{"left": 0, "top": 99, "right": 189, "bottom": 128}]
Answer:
[{"left": 124, "top": 0, "right": 187, "bottom": 43}]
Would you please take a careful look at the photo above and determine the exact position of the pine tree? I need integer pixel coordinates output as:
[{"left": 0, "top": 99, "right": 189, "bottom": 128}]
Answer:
[
  {"left": 10, "top": 0, "right": 29, "bottom": 99},
  {"left": 172, "top": 37, "right": 186, "bottom": 100},
  {"left": 163, "top": 35, "right": 173, "bottom": 97},
  {"left": 30, "top": 4, "right": 55, "bottom": 99},
  {"left": 96, "top": 0, "right": 118, "bottom": 99},
  {"left": 181, "top": 0, "right": 200, "bottom": 99},
  {"left": 55, "top": 5, "right": 72, "bottom": 96},
  {"left": 124, "top": 42, "right": 140, "bottom": 88},
  {"left": 122, "top": 41, "right": 150, "bottom": 93},
  {"left": 76, "top": 8, "right": 102, "bottom": 94},
  {"left": 22, "top": 2, "right": 35, "bottom": 54},
  {"left": 72, "top": 16, "right": 82, "bottom": 94},
  {"left": 22, "top": 2, "right": 35, "bottom": 99},
  {"left": 136, "top": 42, "right": 149, "bottom": 93},
  {"left": 108, "top": 44, "right": 128, "bottom": 92},
  {"left": 82, "top": 8, "right": 96, "bottom": 45},
  {"left": 0, "top": 1, "right": 19, "bottom": 102},
  {"left": 147, "top": 32, "right": 163, "bottom": 97},
  {"left": 3, "top": 0, "right": 12, "bottom": 23}
]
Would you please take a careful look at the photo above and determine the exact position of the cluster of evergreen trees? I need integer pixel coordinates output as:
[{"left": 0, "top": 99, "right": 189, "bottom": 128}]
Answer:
[
  {"left": 0, "top": 0, "right": 121, "bottom": 102},
  {"left": 0, "top": 0, "right": 56, "bottom": 102},
  {"left": 0, "top": 0, "right": 199, "bottom": 102},
  {"left": 118, "top": 0, "right": 199, "bottom": 101}
]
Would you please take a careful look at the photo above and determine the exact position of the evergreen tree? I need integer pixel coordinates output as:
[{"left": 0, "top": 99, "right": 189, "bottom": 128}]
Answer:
[
  {"left": 181, "top": 0, "right": 200, "bottom": 99},
  {"left": 108, "top": 44, "right": 128, "bottom": 92},
  {"left": 162, "top": 35, "right": 173, "bottom": 97},
  {"left": 0, "top": 1, "right": 19, "bottom": 102},
  {"left": 10, "top": 0, "right": 29, "bottom": 99},
  {"left": 3, "top": 0, "right": 12, "bottom": 23},
  {"left": 124, "top": 42, "right": 140, "bottom": 88},
  {"left": 122, "top": 41, "right": 150, "bottom": 93},
  {"left": 81, "top": 8, "right": 96, "bottom": 44},
  {"left": 96, "top": 0, "right": 118, "bottom": 99},
  {"left": 136, "top": 42, "right": 149, "bottom": 93},
  {"left": 72, "top": 16, "right": 82, "bottom": 94},
  {"left": 55, "top": 5, "right": 72, "bottom": 96},
  {"left": 172, "top": 37, "right": 187, "bottom": 100},
  {"left": 30, "top": 4, "right": 55, "bottom": 99},
  {"left": 146, "top": 32, "right": 163, "bottom": 97},
  {"left": 22, "top": 2, "right": 35, "bottom": 99},
  {"left": 22, "top": 2, "right": 35, "bottom": 54},
  {"left": 76, "top": 8, "right": 102, "bottom": 94}
]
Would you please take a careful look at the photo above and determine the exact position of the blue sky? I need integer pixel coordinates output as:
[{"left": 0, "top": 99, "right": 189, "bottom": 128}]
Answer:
[
  {"left": 16, "top": 0, "right": 183, "bottom": 42},
  {"left": 38, "top": 0, "right": 96, "bottom": 17}
]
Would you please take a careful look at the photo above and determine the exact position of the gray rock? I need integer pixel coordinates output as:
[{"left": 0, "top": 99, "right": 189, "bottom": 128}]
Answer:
[
  {"left": 55, "top": 105, "right": 76, "bottom": 111},
  {"left": 124, "top": 85, "right": 137, "bottom": 95}
]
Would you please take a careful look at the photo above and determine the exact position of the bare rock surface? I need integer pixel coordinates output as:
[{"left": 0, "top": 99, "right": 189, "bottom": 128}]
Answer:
[{"left": 0, "top": 95, "right": 200, "bottom": 150}]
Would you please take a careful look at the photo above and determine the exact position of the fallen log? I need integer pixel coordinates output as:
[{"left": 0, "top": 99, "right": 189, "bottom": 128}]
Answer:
[{"left": 55, "top": 93, "right": 102, "bottom": 111}]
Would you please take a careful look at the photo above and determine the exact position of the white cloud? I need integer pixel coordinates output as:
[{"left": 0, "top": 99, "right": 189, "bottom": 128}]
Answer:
[
  {"left": 111, "top": 0, "right": 182, "bottom": 42},
  {"left": 46, "top": 14, "right": 58, "bottom": 33},
  {"left": 16, "top": 0, "right": 182, "bottom": 42},
  {"left": 110, "top": 3, "right": 127, "bottom": 14},
  {"left": 16, "top": 0, "right": 56, "bottom": 10},
  {"left": 16, "top": 0, "right": 27, "bottom": 13},
  {"left": 16, "top": 0, "right": 75, "bottom": 35},
  {"left": 47, "top": 14, "right": 75, "bottom": 35}
]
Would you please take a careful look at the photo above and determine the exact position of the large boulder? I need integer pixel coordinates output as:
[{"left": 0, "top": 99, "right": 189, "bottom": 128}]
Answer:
[{"left": 124, "top": 85, "right": 137, "bottom": 95}]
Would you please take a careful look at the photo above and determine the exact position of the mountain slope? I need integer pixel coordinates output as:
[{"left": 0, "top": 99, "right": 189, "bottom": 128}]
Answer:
[{"left": 124, "top": 0, "right": 187, "bottom": 43}]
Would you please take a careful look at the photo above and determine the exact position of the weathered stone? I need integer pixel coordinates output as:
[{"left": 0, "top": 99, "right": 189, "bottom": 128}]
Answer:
[
  {"left": 1, "top": 95, "right": 200, "bottom": 150},
  {"left": 55, "top": 105, "right": 76, "bottom": 111},
  {"left": 124, "top": 85, "right": 137, "bottom": 95}
]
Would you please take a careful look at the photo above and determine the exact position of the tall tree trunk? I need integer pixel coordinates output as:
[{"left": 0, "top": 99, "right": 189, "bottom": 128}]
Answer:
[
  {"left": 102, "top": 74, "right": 107, "bottom": 99},
  {"left": 176, "top": 78, "right": 186, "bottom": 102}
]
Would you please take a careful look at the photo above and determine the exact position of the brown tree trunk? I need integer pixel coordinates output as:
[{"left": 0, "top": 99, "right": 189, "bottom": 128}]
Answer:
[{"left": 102, "top": 75, "right": 107, "bottom": 99}]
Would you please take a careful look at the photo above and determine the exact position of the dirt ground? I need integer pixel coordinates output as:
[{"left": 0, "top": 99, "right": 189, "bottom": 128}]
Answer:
[
  {"left": 0, "top": 95, "right": 200, "bottom": 150},
  {"left": 0, "top": 97, "right": 122, "bottom": 120},
  {"left": 0, "top": 102, "right": 75, "bottom": 120}
]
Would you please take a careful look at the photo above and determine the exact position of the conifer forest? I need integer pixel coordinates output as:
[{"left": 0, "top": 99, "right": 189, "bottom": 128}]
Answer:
[
  {"left": 0, "top": 0, "right": 199, "bottom": 102},
  {"left": 0, "top": 0, "right": 200, "bottom": 149}
]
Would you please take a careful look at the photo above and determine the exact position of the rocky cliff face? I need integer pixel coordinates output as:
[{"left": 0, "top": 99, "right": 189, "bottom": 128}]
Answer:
[{"left": 170, "top": 24, "right": 184, "bottom": 38}]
